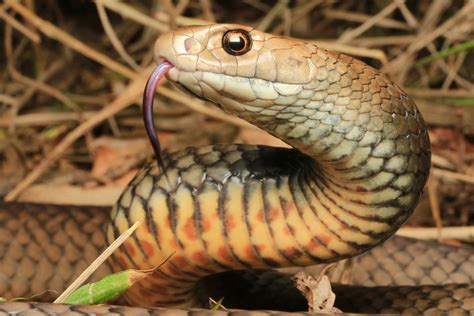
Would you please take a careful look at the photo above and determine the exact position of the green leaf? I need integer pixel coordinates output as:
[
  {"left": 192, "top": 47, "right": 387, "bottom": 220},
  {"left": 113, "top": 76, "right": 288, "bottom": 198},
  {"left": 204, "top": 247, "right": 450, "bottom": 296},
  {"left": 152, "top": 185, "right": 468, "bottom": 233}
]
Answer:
[
  {"left": 442, "top": 98, "right": 474, "bottom": 106},
  {"left": 63, "top": 269, "right": 148, "bottom": 305},
  {"left": 211, "top": 297, "right": 225, "bottom": 310},
  {"left": 415, "top": 40, "right": 474, "bottom": 66}
]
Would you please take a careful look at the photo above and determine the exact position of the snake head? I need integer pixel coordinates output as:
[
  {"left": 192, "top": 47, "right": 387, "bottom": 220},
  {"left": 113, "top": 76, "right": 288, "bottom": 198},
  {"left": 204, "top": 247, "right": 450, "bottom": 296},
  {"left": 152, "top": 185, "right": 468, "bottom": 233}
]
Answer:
[{"left": 153, "top": 24, "right": 317, "bottom": 119}]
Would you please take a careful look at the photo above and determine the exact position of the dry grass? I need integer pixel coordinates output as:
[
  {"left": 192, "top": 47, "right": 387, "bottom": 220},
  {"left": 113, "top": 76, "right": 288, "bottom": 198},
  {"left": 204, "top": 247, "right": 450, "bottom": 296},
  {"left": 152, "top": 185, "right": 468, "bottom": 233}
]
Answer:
[{"left": 1, "top": 0, "right": 473, "bottom": 237}]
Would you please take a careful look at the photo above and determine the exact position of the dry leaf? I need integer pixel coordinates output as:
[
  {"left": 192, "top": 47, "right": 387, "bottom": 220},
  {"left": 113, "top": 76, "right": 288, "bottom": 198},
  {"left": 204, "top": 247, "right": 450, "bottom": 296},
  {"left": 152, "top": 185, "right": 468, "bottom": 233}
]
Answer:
[
  {"left": 294, "top": 271, "right": 342, "bottom": 313},
  {"left": 91, "top": 137, "right": 150, "bottom": 182}
]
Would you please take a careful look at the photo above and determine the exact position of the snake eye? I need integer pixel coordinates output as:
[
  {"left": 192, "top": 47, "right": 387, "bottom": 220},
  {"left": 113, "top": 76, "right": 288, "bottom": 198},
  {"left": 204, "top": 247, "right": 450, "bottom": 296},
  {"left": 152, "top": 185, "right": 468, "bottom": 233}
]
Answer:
[{"left": 222, "top": 30, "right": 252, "bottom": 56}]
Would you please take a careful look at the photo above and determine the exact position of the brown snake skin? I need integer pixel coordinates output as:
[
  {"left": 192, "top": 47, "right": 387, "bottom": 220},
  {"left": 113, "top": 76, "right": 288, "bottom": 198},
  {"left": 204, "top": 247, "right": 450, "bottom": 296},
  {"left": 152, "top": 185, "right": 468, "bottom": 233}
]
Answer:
[
  {"left": 1, "top": 203, "right": 473, "bottom": 314},
  {"left": 1, "top": 24, "right": 473, "bottom": 314}
]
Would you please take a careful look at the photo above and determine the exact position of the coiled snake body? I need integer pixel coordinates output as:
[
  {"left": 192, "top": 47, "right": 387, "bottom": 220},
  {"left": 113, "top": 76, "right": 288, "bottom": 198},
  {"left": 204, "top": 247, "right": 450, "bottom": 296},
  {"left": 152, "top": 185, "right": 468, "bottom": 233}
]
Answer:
[{"left": 1, "top": 24, "right": 473, "bottom": 315}]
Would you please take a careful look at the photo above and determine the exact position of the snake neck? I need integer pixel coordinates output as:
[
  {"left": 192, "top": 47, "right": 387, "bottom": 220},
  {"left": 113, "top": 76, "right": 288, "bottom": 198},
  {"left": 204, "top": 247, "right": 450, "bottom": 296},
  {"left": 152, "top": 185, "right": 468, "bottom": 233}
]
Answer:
[{"left": 206, "top": 51, "right": 431, "bottom": 241}]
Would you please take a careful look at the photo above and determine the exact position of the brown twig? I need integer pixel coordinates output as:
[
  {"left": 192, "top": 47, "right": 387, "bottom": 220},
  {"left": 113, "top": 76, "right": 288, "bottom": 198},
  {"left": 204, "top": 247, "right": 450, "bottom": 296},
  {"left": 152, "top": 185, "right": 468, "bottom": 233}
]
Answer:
[
  {"left": 6, "top": 0, "right": 137, "bottom": 79},
  {"left": 8, "top": 59, "right": 66, "bottom": 116},
  {"left": 337, "top": 1, "right": 400, "bottom": 43},
  {"left": 0, "top": 94, "right": 19, "bottom": 107},
  {"left": 101, "top": 0, "right": 168, "bottom": 32},
  {"left": 324, "top": 8, "right": 410, "bottom": 30},
  {"left": 272, "top": 0, "right": 323, "bottom": 35},
  {"left": 199, "top": 0, "right": 215, "bottom": 22},
  {"left": 431, "top": 154, "right": 456, "bottom": 170},
  {"left": 4, "top": 24, "right": 81, "bottom": 113},
  {"left": 154, "top": 11, "right": 209, "bottom": 26},
  {"left": 8, "top": 68, "right": 81, "bottom": 112},
  {"left": 404, "top": 88, "right": 474, "bottom": 98},
  {"left": 426, "top": 176, "right": 443, "bottom": 242},
  {"left": 397, "top": 226, "right": 474, "bottom": 242},
  {"left": 420, "top": 0, "right": 450, "bottom": 32},
  {"left": 160, "top": 0, "right": 178, "bottom": 29},
  {"left": 394, "top": 0, "right": 419, "bottom": 28},
  {"left": 441, "top": 52, "right": 467, "bottom": 89},
  {"left": 385, "top": 1, "right": 474, "bottom": 77},
  {"left": 4, "top": 67, "right": 152, "bottom": 201},
  {"left": 351, "top": 35, "right": 414, "bottom": 47},
  {"left": 242, "top": 0, "right": 271, "bottom": 12},
  {"left": 432, "top": 168, "right": 474, "bottom": 185},
  {"left": 422, "top": 40, "right": 474, "bottom": 91},
  {"left": 171, "top": 0, "right": 190, "bottom": 16},
  {"left": 68, "top": 93, "right": 111, "bottom": 105},
  {"left": 102, "top": 0, "right": 209, "bottom": 31},
  {"left": 282, "top": 5, "right": 291, "bottom": 36},
  {"left": 258, "top": 0, "right": 289, "bottom": 32},
  {"left": 0, "top": 112, "right": 97, "bottom": 127},
  {"left": 0, "top": 4, "right": 40, "bottom": 43},
  {"left": 96, "top": 0, "right": 142, "bottom": 72}
]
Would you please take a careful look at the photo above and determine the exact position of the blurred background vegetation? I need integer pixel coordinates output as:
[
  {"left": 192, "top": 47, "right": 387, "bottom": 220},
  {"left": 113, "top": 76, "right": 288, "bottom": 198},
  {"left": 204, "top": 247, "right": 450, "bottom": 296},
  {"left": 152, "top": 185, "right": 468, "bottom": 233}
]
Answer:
[{"left": 1, "top": 0, "right": 473, "bottom": 240}]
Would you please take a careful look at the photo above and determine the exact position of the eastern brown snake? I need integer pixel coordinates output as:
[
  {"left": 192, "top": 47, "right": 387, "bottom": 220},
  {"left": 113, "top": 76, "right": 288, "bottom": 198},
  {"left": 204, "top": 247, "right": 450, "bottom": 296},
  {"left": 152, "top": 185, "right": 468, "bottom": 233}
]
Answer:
[{"left": 1, "top": 23, "right": 472, "bottom": 315}]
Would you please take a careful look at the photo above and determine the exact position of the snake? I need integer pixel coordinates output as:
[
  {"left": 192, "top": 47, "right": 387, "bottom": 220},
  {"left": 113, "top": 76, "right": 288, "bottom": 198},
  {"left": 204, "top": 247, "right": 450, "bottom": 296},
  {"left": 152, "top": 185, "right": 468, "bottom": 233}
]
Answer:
[{"left": 1, "top": 23, "right": 473, "bottom": 315}]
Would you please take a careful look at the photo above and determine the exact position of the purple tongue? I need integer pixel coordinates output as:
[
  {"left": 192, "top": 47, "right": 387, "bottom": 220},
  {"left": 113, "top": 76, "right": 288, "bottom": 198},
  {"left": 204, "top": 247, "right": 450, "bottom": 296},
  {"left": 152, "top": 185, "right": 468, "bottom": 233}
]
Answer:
[{"left": 143, "top": 61, "right": 174, "bottom": 172}]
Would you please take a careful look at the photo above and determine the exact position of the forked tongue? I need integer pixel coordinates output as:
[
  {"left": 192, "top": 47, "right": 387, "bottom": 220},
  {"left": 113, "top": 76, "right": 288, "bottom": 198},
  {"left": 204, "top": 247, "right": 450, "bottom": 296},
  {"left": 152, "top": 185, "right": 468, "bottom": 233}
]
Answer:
[{"left": 143, "top": 61, "right": 174, "bottom": 173}]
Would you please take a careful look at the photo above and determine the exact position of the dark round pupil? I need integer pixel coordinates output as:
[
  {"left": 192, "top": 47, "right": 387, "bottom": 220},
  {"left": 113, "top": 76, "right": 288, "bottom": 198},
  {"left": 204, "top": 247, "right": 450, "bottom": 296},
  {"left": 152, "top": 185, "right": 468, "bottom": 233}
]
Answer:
[
  {"left": 222, "top": 30, "right": 251, "bottom": 56},
  {"left": 228, "top": 35, "right": 245, "bottom": 51}
]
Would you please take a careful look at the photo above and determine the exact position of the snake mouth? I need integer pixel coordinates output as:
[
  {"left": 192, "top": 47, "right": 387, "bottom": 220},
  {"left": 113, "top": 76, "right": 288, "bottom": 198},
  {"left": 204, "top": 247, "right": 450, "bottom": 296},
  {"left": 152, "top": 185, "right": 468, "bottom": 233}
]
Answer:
[{"left": 143, "top": 60, "right": 174, "bottom": 172}]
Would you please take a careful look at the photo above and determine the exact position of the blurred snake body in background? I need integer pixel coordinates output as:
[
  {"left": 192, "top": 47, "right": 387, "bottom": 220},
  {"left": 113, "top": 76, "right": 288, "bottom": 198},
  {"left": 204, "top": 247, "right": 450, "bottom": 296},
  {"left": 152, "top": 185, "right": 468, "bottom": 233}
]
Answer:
[{"left": 1, "top": 24, "right": 473, "bottom": 315}]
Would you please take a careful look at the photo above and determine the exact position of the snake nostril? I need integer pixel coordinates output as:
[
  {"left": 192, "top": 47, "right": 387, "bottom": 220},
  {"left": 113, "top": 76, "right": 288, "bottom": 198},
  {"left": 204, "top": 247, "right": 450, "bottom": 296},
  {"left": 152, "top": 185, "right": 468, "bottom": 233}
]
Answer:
[{"left": 184, "top": 37, "right": 200, "bottom": 54}]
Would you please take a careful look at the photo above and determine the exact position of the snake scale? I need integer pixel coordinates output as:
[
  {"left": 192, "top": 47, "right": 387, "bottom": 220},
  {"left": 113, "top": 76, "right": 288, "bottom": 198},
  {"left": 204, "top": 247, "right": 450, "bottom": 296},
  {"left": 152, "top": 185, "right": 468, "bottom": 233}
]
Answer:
[{"left": 1, "top": 24, "right": 473, "bottom": 315}]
